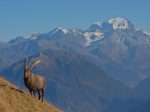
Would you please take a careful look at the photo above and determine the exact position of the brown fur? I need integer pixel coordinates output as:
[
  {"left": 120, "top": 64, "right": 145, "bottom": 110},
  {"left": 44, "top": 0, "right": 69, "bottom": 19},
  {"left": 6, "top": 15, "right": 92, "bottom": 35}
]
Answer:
[{"left": 24, "top": 58, "right": 46, "bottom": 102}]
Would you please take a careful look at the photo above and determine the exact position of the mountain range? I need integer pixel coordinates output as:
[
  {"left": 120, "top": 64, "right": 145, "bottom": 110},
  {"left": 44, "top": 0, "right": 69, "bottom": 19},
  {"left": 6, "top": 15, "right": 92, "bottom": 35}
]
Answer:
[{"left": 0, "top": 17, "right": 150, "bottom": 112}]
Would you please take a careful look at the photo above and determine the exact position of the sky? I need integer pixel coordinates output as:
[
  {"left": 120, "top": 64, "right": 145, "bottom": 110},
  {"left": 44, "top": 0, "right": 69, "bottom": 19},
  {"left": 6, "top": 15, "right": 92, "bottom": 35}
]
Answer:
[{"left": 0, "top": 0, "right": 150, "bottom": 42}]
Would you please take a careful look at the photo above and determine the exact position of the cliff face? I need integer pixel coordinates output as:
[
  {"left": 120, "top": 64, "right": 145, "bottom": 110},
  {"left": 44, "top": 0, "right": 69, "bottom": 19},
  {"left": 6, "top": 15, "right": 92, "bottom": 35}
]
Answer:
[{"left": 0, "top": 77, "right": 61, "bottom": 112}]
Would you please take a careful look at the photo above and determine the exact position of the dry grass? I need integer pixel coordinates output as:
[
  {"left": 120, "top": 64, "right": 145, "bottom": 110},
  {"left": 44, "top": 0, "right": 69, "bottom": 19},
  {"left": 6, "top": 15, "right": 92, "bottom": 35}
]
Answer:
[{"left": 0, "top": 77, "right": 62, "bottom": 112}]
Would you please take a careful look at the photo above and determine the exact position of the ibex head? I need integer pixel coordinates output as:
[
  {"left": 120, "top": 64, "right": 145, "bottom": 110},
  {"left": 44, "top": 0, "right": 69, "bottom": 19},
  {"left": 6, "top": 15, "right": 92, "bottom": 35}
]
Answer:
[{"left": 24, "top": 58, "right": 41, "bottom": 78}]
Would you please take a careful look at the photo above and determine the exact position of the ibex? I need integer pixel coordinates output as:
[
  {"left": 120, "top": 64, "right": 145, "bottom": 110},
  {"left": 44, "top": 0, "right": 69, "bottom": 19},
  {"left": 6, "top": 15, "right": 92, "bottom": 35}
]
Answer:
[{"left": 24, "top": 58, "right": 46, "bottom": 102}]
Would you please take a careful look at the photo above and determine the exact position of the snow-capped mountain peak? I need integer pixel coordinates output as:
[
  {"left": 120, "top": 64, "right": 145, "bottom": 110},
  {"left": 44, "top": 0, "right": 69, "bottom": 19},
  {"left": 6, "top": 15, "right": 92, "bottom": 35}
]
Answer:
[
  {"left": 84, "top": 31, "right": 104, "bottom": 47},
  {"left": 11, "top": 17, "right": 149, "bottom": 48},
  {"left": 93, "top": 21, "right": 103, "bottom": 27},
  {"left": 88, "top": 22, "right": 103, "bottom": 32},
  {"left": 54, "top": 27, "right": 70, "bottom": 34},
  {"left": 135, "top": 29, "right": 150, "bottom": 37},
  {"left": 61, "top": 28, "right": 70, "bottom": 34},
  {"left": 144, "top": 31, "right": 150, "bottom": 36},
  {"left": 88, "top": 21, "right": 113, "bottom": 33},
  {"left": 26, "top": 32, "right": 43, "bottom": 40},
  {"left": 57, "top": 27, "right": 71, "bottom": 34},
  {"left": 108, "top": 17, "right": 133, "bottom": 30}
]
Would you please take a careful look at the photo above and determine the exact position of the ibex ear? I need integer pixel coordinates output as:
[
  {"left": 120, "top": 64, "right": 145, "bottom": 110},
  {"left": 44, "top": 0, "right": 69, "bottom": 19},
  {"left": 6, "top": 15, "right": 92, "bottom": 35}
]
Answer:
[{"left": 29, "top": 59, "right": 41, "bottom": 70}]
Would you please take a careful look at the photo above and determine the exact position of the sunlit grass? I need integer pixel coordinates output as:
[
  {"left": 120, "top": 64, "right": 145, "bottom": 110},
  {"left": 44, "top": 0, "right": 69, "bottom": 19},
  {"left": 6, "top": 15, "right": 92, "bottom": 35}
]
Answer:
[{"left": 0, "top": 77, "right": 62, "bottom": 112}]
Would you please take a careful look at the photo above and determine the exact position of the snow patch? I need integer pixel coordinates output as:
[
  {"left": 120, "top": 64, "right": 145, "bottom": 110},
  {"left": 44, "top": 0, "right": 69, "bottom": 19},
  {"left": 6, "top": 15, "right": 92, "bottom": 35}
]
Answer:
[
  {"left": 57, "top": 27, "right": 70, "bottom": 34},
  {"left": 108, "top": 17, "right": 130, "bottom": 30},
  {"left": 61, "top": 28, "right": 70, "bottom": 34},
  {"left": 84, "top": 31, "right": 104, "bottom": 47},
  {"left": 51, "top": 27, "right": 70, "bottom": 35},
  {"left": 136, "top": 29, "right": 150, "bottom": 36},
  {"left": 26, "top": 33, "right": 42, "bottom": 40},
  {"left": 144, "top": 31, "right": 150, "bottom": 36},
  {"left": 94, "top": 22, "right": 103, "bottom": 26}
]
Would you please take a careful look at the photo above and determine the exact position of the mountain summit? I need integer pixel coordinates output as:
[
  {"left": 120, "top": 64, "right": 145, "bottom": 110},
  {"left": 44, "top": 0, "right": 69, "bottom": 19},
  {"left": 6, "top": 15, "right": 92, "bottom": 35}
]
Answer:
[
  {"left": 7, "top": 17, "right": 149, "bottom": 47},
  {"left": 108, "top": 17, "right": 134, "bottom": 30}
]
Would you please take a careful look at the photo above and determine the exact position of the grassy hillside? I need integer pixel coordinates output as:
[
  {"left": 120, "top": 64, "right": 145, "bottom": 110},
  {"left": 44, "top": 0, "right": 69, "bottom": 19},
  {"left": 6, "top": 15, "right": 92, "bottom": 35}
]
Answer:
[{"left": 0, "top": 77, "right": 61, "bottom": 112}]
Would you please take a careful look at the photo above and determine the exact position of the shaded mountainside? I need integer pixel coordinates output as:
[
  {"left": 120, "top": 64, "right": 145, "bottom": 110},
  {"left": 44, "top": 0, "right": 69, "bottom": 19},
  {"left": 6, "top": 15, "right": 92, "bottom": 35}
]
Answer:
[
  {"left": 86, "top": 28, "right": 150, "bottom": 87},
  {"left": 128, "top": 101, "right": 150, "bottom": 112},
  {"left": 0, "top": 77, "right": 61, "bottom": 112},
  {"left": 0, "top": 17, "right": 150, "bottom": 87},
  {"left": 134, "top": 77, "right": 150, "bottom": 98},
  {"left": 1, "top": 49, "right": 147, "bottom": 112}
]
